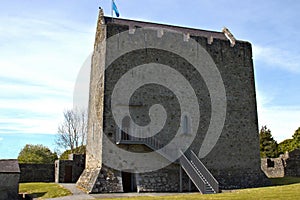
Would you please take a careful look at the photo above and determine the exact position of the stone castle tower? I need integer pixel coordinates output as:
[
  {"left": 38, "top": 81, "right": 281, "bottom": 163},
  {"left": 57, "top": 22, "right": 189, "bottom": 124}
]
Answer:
[{"left": 77, "top": 9, "right": 270, "bottom": 193}]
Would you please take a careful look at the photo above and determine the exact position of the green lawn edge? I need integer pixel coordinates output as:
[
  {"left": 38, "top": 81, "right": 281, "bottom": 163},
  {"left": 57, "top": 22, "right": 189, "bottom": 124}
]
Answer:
[{"left": 19, "top": 182, "right": 72, "bottom": 199}]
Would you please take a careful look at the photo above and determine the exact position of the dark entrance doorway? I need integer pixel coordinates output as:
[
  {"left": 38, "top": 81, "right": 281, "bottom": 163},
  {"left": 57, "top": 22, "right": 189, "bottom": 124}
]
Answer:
[
  {"left": 64, "top": 165, "right": 73, "bottom": 183},
  {"left": 121, "top": 172, "right": 137, "bottom": 192}
]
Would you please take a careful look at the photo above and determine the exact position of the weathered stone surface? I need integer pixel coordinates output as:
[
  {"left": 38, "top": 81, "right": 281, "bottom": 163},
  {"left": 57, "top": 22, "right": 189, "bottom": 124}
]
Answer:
[
  {"left": 261, "top": 157, "right": 285, "bottom": 178},
  {"left": 77, "top": 9, "right": 270, "bottom": 193},
  {"left": 261, "top": 149, "right": 300, "bottom": 178},
  {"left": 55, "top": 154, "right": 85, "bottom": 183},
  {"left": 19, "top": 163, "right": 54, "bottom": 183},
  {"left": 285, "top": 149, "right": 300, "bottom": 177},
  {"left": 0, "top": 159, "right": 20, "bottom": 200}
]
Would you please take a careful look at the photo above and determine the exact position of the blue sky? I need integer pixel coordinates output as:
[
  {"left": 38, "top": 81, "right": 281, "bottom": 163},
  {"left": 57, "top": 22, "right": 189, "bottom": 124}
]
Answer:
[{"left": 1, "top": 0, "right": 300, "bottom": 158}]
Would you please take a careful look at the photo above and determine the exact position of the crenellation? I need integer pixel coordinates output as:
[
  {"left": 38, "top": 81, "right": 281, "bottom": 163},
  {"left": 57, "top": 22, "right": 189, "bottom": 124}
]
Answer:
[{"left": 77, "top": 9, "right": 270, "bottom": 193}]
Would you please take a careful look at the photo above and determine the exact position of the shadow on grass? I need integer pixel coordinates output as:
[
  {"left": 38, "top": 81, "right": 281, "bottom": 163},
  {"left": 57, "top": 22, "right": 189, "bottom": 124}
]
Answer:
[
  {"left": 270, "top": 176, "right": 300, "bottom": 186},
  {"left": 28, "top": 192, "right": 47, "bottom": 198},
  {"left": 19, "top": 192, "right": 47, "bottom": 200}
]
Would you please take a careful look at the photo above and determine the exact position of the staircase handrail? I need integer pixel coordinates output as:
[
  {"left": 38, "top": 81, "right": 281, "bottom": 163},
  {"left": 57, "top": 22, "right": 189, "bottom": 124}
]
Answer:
[
  {"left": 179, "top": 150, "right": 206, "bottom": 193},
  {"left": 190, "top": 150, "right": 219, "bottom": 193}
]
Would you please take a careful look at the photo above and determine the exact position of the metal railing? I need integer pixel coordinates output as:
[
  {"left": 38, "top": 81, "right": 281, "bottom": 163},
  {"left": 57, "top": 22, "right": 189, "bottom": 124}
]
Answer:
[
  {"left": 116, "top": 127, "right": 218, "bottom": 194},
  {"left": 117, "top": 127, "right": 163, "bottom": 148},
  {"left": 179, "top": 151, "right": 206, "bottom": 194},
  {"left": 190, "top": 151, "right": 219, "bottom": 193}
]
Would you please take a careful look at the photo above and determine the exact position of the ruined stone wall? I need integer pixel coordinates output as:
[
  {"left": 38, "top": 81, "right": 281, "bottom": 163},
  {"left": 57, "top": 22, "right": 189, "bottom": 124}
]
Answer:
[
  {"left": 261, "top": 158, "right": 285, "bottom": 178},
  {"left": 285, "top": 149, "right": 300, "bottom": 177}
]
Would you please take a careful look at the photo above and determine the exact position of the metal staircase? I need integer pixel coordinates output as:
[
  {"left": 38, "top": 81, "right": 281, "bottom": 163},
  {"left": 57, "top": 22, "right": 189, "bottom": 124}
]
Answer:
[
  {"left": 179, "top": 150, "right": 219, "bottom": 194},
  {"left": 116, "top": 130, "right": 219, "bottom": 194}
]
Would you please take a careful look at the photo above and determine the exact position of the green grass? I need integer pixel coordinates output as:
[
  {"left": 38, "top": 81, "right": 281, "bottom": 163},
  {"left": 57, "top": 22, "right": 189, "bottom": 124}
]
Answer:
[
  {"left": 270, "top": 176, "right": 300, "bottom": 186},
  {"left": 19, "top": 182, "right": 72, "bottom": 199},
  {"left": 18, "top": 177, "right": 300, "bottom": 200},
  {"left": 95, "top": 177, "right": 300, "bottom": 200}
]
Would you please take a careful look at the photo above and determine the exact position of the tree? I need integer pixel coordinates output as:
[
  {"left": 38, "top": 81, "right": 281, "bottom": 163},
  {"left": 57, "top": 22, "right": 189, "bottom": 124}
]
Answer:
[
  {"left": 292, "top": 127, "right": 300, "bottom": 149},
  {"left": 59, "top": 145, "right": 86, "bottom": 160},
  {"left": 278, "top": 139, "right": 294, "bottom": 154},
  {"left": 278, "top": 127, "right": 300, "bottom": 154},
  {"left": 55, "top": 108, "right": 87, "bottom": 153},
  {"left": 18, "top": 144, "right": 58, "bottom": 164},
  {"left": 259, "top": 126, "right": 279, "bottom": 158}
]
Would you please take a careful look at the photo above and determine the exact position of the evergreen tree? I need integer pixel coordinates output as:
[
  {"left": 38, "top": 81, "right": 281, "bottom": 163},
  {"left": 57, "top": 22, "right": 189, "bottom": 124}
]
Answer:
[{"left": 259, "top": 126, "right": 279, "bottom": 158}]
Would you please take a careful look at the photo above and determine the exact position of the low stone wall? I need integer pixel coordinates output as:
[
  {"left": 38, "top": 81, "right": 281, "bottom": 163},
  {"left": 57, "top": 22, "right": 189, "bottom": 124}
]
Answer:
[{"left": 19, "top": 164, "right": 55, "bottom": 182}]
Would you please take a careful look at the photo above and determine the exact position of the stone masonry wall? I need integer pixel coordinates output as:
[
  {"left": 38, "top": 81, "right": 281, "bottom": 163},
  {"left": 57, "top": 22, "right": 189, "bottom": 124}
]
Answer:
[
  {"left": 0, "top": 174, "right": 20, "bottom": 200},
  {"left": 102, "top": 20, "right": 269, "bottom": 189},
  {"left": 285, "top": 149, "right": 300, "bottom": 177},
  {"left": 137, "top": 164, "right": 179, "bottom": 192},
  {"left": 77, "top": 166, "right": 122, "bottom": 193},
  {"left": 55, "top": 154, "right": 85, "bottom": 183},
  {"left": 79, "top": 9, "right": 270, "bottom": 192},
  {"left": 19, "top": 164, "right": 54, "bottom": 182},
  {"left": 261, "top": 158, "right": 285, "bottom": 178}
]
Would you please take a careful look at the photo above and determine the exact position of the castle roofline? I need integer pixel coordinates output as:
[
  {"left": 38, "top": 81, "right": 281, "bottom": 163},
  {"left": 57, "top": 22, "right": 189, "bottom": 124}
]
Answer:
[{"left": 104, "top": 16, "right": 228, "bottom": 41}]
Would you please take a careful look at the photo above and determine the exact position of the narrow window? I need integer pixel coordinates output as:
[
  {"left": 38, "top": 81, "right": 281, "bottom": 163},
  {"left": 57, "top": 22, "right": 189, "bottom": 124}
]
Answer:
[
  {"left": 182, "top": 115, "right": 189, "bottom": 134},
  {"left": 121, "top": 116, "right": 131, "bottom": 140},
  {"left": 267, "top": 158, "right": 275, "bottom": 168}
]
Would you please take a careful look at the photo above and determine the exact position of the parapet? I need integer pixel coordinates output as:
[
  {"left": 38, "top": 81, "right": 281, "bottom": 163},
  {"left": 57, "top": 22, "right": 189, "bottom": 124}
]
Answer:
[{"left": 96, "top": 8, "right": 241, "bottom": 47}]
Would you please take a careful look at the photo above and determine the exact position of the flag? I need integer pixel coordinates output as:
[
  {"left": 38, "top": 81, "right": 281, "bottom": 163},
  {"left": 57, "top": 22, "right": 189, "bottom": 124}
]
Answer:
[{"left": 112, "top": 0, "right": 120, "bottom": 17}]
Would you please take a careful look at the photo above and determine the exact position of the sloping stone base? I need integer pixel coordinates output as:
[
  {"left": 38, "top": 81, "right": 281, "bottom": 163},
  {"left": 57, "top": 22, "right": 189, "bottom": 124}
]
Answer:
[{"left": 76, "top": 166, "right": 123, "bottom": 193}]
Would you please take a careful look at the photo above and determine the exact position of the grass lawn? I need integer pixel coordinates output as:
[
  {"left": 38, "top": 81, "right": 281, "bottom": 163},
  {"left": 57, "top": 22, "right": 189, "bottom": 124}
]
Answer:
[
  {"left": 18, "top": 177, "right": 300, "bottom": 200},
  {"left": 19, "top": 182, "right": 72, "bottom": 199},
  {"left": 95, "top": 177, "right": 300, "bottom": 200}
]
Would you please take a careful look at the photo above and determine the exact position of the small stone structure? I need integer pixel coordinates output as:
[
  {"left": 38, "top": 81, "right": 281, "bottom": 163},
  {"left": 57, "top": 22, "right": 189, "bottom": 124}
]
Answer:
[
  {"left": 0, "top": 159, "right": 20, "bottom": 200},
  {"left": 19, "top": 163, "right": 54, "bottom": 183},
  {"left": 261, "top": 156, "right": 285, "bottom": 178},
  {"left": 55, "top": 154, "right": 85, "bottom": 183},
  {"left": 77, "top": 9, "right": 270, "bottom": 193},
  {"left": 261, "top": 149, "right": 300, "bottom": 178}
]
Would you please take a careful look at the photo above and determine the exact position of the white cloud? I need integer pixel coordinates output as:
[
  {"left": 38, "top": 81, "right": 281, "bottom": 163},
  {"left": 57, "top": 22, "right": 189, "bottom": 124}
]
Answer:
[
  {"left": 0, "top": 138, "right": 3, "bottom": 141},
  {"left": 0, "top": 14, "right": 94, "bottom": 136},
  {"left": 256, "top": 91, "right": 300, "bottom": 142},
  {"left": 253, "top": 45, "right": 300, "bottom": 73}
]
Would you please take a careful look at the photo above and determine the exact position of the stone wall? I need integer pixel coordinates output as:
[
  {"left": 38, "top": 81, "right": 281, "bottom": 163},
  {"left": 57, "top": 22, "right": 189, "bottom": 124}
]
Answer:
[
  {"left": 55, "top": 154, "right": 85, "bottom": 183},
  {"left": 19, "top": 164, "right": 54, "bottom": 182},
  {"left": 261, "top": 158, "right": 285, "bottom": 178},
  {"left": 77, "top": 166, "right": 123, "bottom": 193},
  {"left": 0, "top": 159, "right": 20, "bottom": 200},
  {"left": 137, "top": 164, "right": 179, "bottom": 192},
  {"left": 137, "top": 163, "right": 197, "bottom": 192},
  {"left": 78, "top": 9, "right": 270, "bottom": 192},
  {"left": 0, "top": 174, "right": 20, "bottom": 200},
  {"left": 285, "top": 149, "right": 300, "bottom": 177},
  {"left": 261, "top": 149, "right": 300, "bottom": 178}
]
